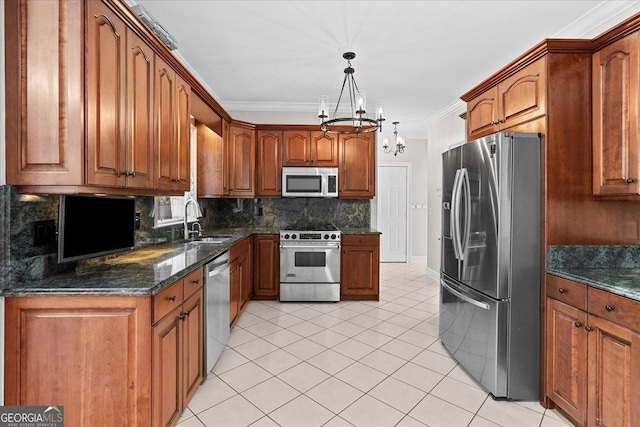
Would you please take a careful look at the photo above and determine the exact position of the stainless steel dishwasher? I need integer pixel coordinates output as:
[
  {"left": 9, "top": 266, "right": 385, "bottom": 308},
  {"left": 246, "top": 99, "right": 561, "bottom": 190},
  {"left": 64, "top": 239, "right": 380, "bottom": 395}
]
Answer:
[{"left": 203, "top": 251, "right": 230, "bottom": 375}]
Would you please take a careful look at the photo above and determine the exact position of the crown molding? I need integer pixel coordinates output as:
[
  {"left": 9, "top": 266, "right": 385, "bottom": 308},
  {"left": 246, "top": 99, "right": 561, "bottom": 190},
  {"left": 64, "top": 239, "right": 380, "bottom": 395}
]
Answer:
[{"left": 424, "top": 100, "right": 466, "bottom": 129}]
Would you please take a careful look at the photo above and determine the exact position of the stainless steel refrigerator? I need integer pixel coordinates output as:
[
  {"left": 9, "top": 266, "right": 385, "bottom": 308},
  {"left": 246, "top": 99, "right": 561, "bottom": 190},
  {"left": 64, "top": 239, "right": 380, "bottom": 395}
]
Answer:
[{"left": 439, "top": 132, "right": 541, "bottom": 400}]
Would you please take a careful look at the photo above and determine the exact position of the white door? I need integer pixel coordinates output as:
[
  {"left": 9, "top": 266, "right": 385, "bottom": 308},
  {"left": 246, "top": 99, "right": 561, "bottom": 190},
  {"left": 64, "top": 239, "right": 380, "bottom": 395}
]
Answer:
[{"left": 378, "top": 164, "right": 409, "bottom": 262}]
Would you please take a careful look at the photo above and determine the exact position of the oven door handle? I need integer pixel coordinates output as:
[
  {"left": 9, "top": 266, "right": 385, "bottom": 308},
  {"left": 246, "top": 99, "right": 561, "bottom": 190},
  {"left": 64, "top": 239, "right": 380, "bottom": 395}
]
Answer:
[{"left": 280, "top": 243, "right": 341, "bottom": 250}]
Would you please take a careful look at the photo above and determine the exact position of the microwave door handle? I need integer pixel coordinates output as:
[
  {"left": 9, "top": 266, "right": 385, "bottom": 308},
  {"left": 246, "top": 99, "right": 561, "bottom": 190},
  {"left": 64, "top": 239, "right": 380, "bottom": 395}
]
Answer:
[{"left": 323, "top": 174, "right": 328, "bottom": 197}]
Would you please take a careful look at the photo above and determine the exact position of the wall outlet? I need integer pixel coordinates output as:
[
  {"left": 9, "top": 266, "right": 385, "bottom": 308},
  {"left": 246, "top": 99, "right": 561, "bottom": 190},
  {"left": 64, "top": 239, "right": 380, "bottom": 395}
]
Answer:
[
  {"left": 33, "top": 219, "right": 56, "bottom": 246},
  {"left": 258, "top": 207, "right": 263, "bottom": 216},
  {"left": 135, "top": 212, "right": 141, "bottom": 230}
]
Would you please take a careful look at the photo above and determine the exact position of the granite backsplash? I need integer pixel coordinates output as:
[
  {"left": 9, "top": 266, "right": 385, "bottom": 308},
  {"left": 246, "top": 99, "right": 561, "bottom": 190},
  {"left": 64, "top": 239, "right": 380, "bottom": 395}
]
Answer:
[
  {"left": 547, "top": 245, "right": 640, "bottom": 269},
  {"left": 0, "top": 185, "right": 370, "bottom": 286}
]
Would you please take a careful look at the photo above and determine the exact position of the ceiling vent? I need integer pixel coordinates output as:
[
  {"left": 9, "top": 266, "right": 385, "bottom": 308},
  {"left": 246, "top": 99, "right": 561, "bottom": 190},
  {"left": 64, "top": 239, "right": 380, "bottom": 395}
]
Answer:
[{"left": 131, "top": 4, "right": 178, "bottom": 51}]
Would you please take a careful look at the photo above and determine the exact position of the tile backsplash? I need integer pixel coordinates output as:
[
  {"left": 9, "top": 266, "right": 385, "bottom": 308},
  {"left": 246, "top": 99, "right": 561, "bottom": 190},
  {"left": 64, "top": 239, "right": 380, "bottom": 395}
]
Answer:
[{"left": 0, "top": 186, "right": 370, "bottom": 286}]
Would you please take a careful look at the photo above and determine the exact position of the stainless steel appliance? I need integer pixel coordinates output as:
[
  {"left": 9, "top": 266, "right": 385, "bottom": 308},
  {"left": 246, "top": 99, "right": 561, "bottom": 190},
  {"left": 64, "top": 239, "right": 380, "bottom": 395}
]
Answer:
[
  {"left": 204, "top": 251, "right": 230, "bottom": 374},
  {"left": 282, "top": 167, "right": 338, "bottom": 198},
  {"left": 439, "top": 132, "right": 541, "bottom": 400},
  {"left": 280, "top": 226, "right": 341, "bottom": 301}
]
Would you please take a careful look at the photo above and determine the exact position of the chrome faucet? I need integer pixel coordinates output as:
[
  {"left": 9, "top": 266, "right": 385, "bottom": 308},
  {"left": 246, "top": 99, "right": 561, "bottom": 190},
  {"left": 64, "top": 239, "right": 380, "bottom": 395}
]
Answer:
[{"left": 184, "top": 198, "right": 203, "bottom": 240}]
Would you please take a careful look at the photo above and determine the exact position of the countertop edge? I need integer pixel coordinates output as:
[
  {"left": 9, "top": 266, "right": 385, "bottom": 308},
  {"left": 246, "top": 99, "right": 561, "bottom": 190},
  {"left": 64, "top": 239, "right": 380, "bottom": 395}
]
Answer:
[{"left": 547, "top": 268, "right": 640, "bottom": 303}]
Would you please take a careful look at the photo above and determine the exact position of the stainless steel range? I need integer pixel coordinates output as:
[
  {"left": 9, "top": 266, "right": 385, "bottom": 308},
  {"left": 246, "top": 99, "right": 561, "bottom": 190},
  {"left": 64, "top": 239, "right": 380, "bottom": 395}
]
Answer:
[{"left": 280, "top": 226, "right": 341, "bottom": 302}]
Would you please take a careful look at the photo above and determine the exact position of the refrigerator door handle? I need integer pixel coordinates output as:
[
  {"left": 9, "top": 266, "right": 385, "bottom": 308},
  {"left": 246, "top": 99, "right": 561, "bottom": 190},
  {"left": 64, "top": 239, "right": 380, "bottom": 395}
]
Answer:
[
  {"left": 460, "top": 168, "right": 471, "bottom": 256},
  {"left": 451, "top": 169, "right": 463, "bottom": 260},
  {"left": 441, "top": 279, "right": 490, "bottom": 310}
]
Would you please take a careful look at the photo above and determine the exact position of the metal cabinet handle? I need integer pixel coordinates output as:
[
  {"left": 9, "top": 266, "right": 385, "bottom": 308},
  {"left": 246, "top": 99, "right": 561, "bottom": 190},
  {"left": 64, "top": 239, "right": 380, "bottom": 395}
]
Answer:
[
  {"left": 605, "top": 305, "right": 615, "bottom": 312},
  {"left": 179, "top": 313, "right": 186, "bottom": 321},
  {"left": 192, "top": 279, "right": 200, "bottom": 285},
  {"left": 585, "top": 326, "right": 593, "bottom": 332},
  {"left": 558, "top": 288, "right": 566, "bottom": 294},
  {"left": 626, "top": 178, "right": 635, "bottom": 184},
  {"left": 574, "top": 322, "right": 582, "bottom": 328},
  {"left": 168, "top": 296, "right": 177, "bottom": 302}
]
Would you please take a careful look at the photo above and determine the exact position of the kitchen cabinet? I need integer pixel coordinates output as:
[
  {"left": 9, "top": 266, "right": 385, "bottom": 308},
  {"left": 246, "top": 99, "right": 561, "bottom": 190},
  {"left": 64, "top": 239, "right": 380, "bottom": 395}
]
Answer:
[
  {"left": 197, "top": 122, "right": 227, "bottom": 197},
  {"left": 545, "top": 274, "right": 640, "bottom": 427},
  {"left": 340, "top": 234, "right": 380, "bottom": 300},
  {"left": 85, "top": 1, "right": 155, "bottom": 190},
  {"left": 228, "top": 123, "right": 256, "bottom": 198},
  {"left": 4, "top": 295, "right": 152, "bottom": 427},
  {"left": 339, "top": 133, "right": 376, "bottom": 198},
  {"left": 152, "top": 267, "right": 204, "bottom": 427},
  {"left": 465, "top": 57, "right": 546, "bottom": 140},
  {"left": 230, "top": 237, "right": 253, "bottom": 326},
  {"left": 252, "top": 235, "right": 280, "bottom": 300},
  {"left": 592, "top": 31, "right": 640, "bottom": 198},
  {"left": 283, "top": 130, "right": 338, "bottom": 167},
  {"left": 155, "top": 55, "right": 191, "bottom": 193},
  {"left": 257, "top": 130, "right": 283, "bottom": 197}
]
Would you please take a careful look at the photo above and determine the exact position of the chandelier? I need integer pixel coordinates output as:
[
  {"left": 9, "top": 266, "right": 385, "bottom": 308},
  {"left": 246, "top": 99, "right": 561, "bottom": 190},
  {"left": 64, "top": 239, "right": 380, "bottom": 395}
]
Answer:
[
  {"left": 383, "top": 122, "right": 405, "bottom": 156},
  {"left": 318, "top": 52, "right": 384, "bottom": 134}
]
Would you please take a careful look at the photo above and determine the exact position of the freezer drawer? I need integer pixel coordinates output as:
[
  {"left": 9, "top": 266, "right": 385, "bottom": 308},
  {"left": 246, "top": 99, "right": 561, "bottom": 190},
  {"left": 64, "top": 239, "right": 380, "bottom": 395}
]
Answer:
[{"left": 439, "top": 276, "right": 508, "bottom": 397}]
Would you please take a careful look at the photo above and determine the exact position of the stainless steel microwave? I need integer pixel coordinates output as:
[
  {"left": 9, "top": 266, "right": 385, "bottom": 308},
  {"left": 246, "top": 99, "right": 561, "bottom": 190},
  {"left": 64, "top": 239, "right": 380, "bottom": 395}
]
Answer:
[{"left": 282, "top": 167, "right": 338, "bottom": 198}]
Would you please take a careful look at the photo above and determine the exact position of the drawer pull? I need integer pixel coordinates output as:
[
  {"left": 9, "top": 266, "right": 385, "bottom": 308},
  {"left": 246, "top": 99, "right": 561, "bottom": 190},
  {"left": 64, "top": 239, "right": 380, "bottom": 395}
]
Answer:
[
  {"left": 558, "top": 288, "right": 566, "bottom": 294},
  {"left": 574, "top": 322, "right": 582, "bottom": 328},
  {"left": 192, "top": 279, "right": 200, "bottom": 284},
  {"left": 168, "top": 296, "right": 177, "bottom": 302},
  {"left": 605, "top": 305, "right": 615, "bottom": 312},
  {"left": 585, "top": 326, "right": 593, "bottom": 332}
]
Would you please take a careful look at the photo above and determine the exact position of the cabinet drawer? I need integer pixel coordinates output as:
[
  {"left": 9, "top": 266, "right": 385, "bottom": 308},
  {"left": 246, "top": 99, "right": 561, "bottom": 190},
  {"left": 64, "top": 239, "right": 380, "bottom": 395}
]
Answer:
[
  {"left": 230, "top": 237, "right": 250, "bottom": 261},
  {"left": 342, "top": 234, "right": 379, "bottom": 246},
  {"left": 183, "top": 267, "right": 203, "bottom": 299},
  {"left": 546, "top": 274, "right": 587, "bottom": 310},
  {"left": 153, "top": 280, "right": 184, "bottom": 324},
  {"left": 588, "top": 287, "right": 640, "bottom": 332}
]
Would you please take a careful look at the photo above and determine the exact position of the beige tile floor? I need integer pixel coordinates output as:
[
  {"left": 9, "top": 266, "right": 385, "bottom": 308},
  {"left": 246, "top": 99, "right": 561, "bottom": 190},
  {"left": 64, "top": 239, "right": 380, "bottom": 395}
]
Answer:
[{"left": 178, "top": 263, "right": 574, "bottom": 427}]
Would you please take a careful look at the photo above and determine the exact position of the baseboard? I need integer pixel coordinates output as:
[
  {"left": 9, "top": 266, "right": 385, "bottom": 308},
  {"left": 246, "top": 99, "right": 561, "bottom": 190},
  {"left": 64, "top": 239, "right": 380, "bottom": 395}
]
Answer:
[{"left": 426, "top": 266, "right": 440, "bottom": 281}]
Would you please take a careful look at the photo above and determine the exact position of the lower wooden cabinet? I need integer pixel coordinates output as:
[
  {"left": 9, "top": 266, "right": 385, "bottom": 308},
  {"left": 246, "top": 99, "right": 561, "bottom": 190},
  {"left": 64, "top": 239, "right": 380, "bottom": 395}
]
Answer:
[
  {"left": 340, "top": 234, "right": 380, "bottom": 300},
  {"left": 252, "top": 235, "right": 280, "bottom": 300},
  {"left": 230, "top": 237, "right": 253, "bottom": 326},
  {"left": 4, "top": 295, "right": 152, "bottom": 427},
  {"left": 545, "top": 275, "right": 640, "bottom": 427},
  {"left": 152, "top": 267, "right": 204, "bottom": 427}
]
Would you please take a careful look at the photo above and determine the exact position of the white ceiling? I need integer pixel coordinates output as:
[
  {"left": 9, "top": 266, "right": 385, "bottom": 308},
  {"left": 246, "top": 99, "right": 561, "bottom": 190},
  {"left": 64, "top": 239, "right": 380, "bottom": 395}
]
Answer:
[{"left": 130, "top": 1, "right": 640, "bottom": 139}]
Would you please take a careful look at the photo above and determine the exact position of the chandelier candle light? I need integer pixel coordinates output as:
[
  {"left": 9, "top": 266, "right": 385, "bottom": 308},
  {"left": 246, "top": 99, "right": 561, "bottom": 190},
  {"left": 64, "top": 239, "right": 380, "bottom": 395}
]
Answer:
[
  {"left": 319, "top": 52, "right": 385, "bottom": 134},
  {"left": 383, "top": 121, "right": 405, "bottom": 156}
]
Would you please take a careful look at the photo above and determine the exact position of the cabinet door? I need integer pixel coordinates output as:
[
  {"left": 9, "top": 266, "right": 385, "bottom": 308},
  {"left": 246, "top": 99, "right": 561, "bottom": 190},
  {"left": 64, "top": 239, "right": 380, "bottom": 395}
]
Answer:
[
  {"left": 5, "top": 296, "right": 152, "bottom": 427},
  {"left": 152, "top": 307, "right": 182, "bottom": 427},
  {"left": 283, "top": 131, "right": 310, "bottom": 166},
  {"left": 197, "top": 123, "right": 225, "bottom": 197},
  {"left": 498, "top": 58, "right": 546, "bottom": 130},
  {"left": 339, "top": 133, "right": 375, "bottom": 198},
  {"left": 239, "top": 247, "right": 252, "bottom": 312},
  {"left": 545, "top": 298, "right": 588, "bottom": 426},
  {"left": 466, "top": 86, "right": 499, "bottom": 140},
  {"left": 175, "top": 74, "right": 191, "bottom": 191},
  {"left": 155, "top": 57, "right": 176, "bottom": 191},
  {"left": 587, "top": 315, "right": 640, "bottom": 427},
  {"left": 310, "top": 131, "right": 338, "bottom": 166},
  {"left": 228, "top": 125, "right": 256, "bottom": 197},
  {"left": 253, "top": 235, "right": 280, "bottom": 299},
  {"left": 5, "top": 0, "right": 83, "bottom": 186},
  {"left": 85, "top": 1, "right": 127, "bottom": 187},
  {"left": 592, "top": 32, "right": 640, "bottom": 196},
  {"left": 182, "top": 289, "right": 204, "bottom": 406},
  {"left": 257, "top": 130, "right": 282, "bottom": 197},
  {"left": 340, "top": 235, "right": 380, "bottom": 300},
  {"left": 230, "top": 258, "right": 240, "bottom": 326},
  {"left": 126, "top": 30, "right": 155, "bottom": 189}
]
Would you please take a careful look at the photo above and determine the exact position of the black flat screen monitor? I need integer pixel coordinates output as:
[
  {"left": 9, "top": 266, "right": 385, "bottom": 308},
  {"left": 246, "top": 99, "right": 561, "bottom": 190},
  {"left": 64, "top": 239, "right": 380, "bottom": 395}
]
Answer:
[{"left": 58, "top": 195, "right": 136, "bottom": 263}]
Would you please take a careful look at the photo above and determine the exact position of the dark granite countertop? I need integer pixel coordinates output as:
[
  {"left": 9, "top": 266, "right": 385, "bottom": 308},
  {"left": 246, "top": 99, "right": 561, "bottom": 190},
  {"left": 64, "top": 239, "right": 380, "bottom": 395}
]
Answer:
[
  {"left": 3, "top": 226, "right": 381, "bottom": 297},
  {"left": 547, "top": 245, "right": 640, "bottom": 302}
]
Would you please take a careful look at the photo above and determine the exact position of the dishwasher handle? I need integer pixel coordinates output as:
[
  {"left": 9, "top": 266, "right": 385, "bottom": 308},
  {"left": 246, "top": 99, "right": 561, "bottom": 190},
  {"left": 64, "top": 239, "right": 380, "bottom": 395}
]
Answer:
[{"left": 207, "top": 252, "right": 229, "bottom": 277}]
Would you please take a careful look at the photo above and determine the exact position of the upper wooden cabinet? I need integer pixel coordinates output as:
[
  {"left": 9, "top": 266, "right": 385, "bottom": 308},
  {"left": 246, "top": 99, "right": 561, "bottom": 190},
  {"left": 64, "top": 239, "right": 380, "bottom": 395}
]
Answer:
[
  {"left": 228, "top": 123, "right": 256, "bottom": 198},
  {"left": 197, "top": 122, "right": 227, "bottom": 197},
  {"left": 339, "top": 133, "right": 376, "bottom": 198},
  {"left": 283, "top": 130, "right": 338, "bottom": 166},
  {"left": 86, "top": 2, "right": 155, "bottom": 190},
  {"left": 592, "top": 31, "right": 640, "bottom": 198},
  {"left": 466, "top": 58, "right": 547, "bottom": 140},
  {"left": 155, "top": 56, "right": 191, "bottom": 193},
  {"left": 257, "top": 130, "right": 282, "bottom": 197}
]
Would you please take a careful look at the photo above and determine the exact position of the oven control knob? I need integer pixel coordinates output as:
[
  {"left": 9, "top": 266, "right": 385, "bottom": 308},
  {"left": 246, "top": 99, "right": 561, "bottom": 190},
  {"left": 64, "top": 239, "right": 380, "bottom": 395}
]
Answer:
[
  {"left": 324, "top": 234, "right": 329, "bottom": 240},
  {"left": 284, "top": 234, "right": 290, "bottom": 240},
  {"left": 331, "top": 234, "right": 337, "bottom": 240},
  {"left": 292, "top": 234, "right": 297, "bottom": 240}
]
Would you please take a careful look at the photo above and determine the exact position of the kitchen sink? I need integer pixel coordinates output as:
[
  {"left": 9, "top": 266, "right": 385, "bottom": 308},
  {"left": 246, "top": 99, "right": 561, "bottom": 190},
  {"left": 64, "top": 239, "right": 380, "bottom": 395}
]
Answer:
[{"left": 189, "top": 234, "right": 235, "bottom": 245}]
